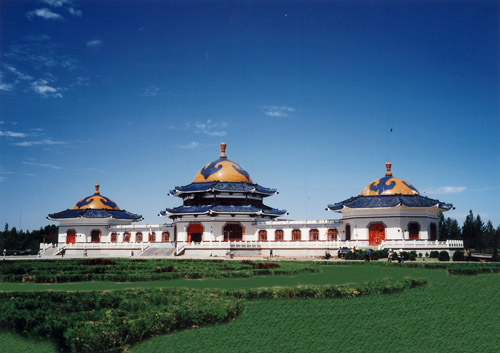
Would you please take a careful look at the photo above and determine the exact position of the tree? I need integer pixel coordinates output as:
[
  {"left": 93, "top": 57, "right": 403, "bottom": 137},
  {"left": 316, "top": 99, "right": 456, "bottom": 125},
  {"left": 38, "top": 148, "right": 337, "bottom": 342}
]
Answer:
[
  {"left": 462, "top": 210, "right": 485, "bottom": 250},
  {"left": 492, "top": 226, "right": 500, "bottom": 262},
  {"left": 438, "top": 212, "right": 461, "bottom": 240},
  {"left": 482, "top": 221, "right": 495, "bottom": 249},
  {"left": 446, "top": 218, "right": 461, "bottom": 240}
]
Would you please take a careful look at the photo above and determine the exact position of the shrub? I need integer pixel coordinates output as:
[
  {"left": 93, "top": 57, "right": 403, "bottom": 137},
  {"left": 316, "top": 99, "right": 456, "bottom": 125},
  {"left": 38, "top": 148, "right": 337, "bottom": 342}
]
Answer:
[
  {"left": 430, "top": 251, "right": 440, "bottom": 258},
  {"left": 438, "top": 251, "right": 450, "bottom": 262},
  {"left": 452, "top": 250, "right": 465, "bottom": 262}
]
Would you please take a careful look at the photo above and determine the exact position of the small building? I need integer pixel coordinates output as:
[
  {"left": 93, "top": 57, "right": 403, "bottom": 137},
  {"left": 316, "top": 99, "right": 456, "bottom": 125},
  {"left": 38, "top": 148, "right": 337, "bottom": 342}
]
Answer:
[
  {"left": 327, "top": 162, "right": 457, "bottom": 251},
  {"left": 47, "top": 185, "right": 152, "bottom": 256}
]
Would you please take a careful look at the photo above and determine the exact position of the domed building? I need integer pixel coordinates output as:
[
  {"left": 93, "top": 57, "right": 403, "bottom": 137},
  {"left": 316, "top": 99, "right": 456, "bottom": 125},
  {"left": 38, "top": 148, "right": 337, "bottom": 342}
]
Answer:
[
  {"left": 44, "top": 151, "right": 463, "bottom": 258},
  {"left": 47, "top": 185, "right": 156, "bottom": 256},
  {"left": 328, "top": 163, "right": 454, "bottom": 248},
  {"left": 160, "top": 143, "right": 286, "bottom": 249}
]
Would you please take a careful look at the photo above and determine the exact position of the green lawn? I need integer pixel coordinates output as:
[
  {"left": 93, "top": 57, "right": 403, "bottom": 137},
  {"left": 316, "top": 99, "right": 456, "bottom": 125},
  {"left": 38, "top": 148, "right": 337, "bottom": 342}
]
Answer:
[
  {"left": 133, "top": 268, "right": 500, "bottom": 353},
  {"left": 2, "top": 263, "right": 500, "bottom": 352},
  {"left": 0, "top": 330, "right": 57, "bottom": 353}
]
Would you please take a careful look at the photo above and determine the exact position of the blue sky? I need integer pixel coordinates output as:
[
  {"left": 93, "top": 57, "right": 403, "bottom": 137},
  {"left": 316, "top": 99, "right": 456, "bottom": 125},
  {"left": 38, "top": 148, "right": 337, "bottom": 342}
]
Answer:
[{"left": 1, "top": 0, "right": 498, "bottom": 231}]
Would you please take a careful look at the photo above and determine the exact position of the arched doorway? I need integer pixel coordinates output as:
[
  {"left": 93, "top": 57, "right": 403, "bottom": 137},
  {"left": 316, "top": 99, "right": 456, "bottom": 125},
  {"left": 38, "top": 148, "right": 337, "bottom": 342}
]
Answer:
[
  {"left": 136, "top": 232, "right": 143, "bottom": 243},
  {"left": 430, "top": 223, "right": 437, "bottom": 241},
  {"left": 275, "top": 229, "right": 284, "bottom": 241},
  {"left": 408, "top": 222, "right": 420, "bottom": 240},
  {"left": 66, "top": 229, "right": 76, "bottom": 244},
  {"left": 162, "top": 231, "right": 170, "bottom": 242},
  {"left": 292, "top": 229, "right": 301, "bottom": 241},
  {"left": 258, "top": 230, "right": 267, "bottom": 241},
  {"left": 91, "top": 229, "right": 101, "bottom": 243},
  {"left": 369, "top": 224, "right": 385, "bottom": 246},
  {"left": 188, "top": 224, "right": 203, "bottom": 242},
  {"left": 149, "top": 232, "right": 156, "bottom": 242},
  {"left": 345, "top": 224, "right": 351, "bottom": 241},
  {"left": 224, "top": 223, "right": 243, "bottom": 241},
  {"left": 123, "top": 232, "right": 130, "bottom": 243},
  {"left": 110, "top": 232, "right": 118, "bottom": 243}
]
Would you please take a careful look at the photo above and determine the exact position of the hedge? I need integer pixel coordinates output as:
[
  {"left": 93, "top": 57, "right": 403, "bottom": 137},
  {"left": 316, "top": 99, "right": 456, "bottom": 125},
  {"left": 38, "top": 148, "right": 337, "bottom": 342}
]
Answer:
[{"left": 0, "top": 278, "right": 427, "bottom": 352}]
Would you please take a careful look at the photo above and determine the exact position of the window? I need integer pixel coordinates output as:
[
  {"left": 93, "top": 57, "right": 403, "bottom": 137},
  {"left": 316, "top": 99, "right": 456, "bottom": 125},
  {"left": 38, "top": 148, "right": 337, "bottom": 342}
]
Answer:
[
  {"left": 149, "top": 232, "right": 156, "bottom": 242},
  {"left": 430, "top": 223, "right": 437, "bottom": 241},
  {"left": 136, "top": 232, "right": 143, "bottom": 243},
  {"left": 327, "top": 228, "right": 338, "bottom": 241},
  {"left": 292, "top": 229, "right": 301, "bottom": 241},
  {"left": 123, "top": 232, "right": 130, "bottom": 243},
  {"left": 275, "top": 229, "right": 284, "bottom": 241},
  {"left": 408, "top": 222, "right": 420, "bottom": 240},
  {"left": 110, "top": 232, "right": 118, "bottom": 243},
  {"left": 258, "top": 230, "right": 267, "bottom": 241},
  {"left": 162, "top": 231, "right": 170, "bottom": 242},
  {"left": 309, "top": 229, "right": 319, "bottom": 241}
]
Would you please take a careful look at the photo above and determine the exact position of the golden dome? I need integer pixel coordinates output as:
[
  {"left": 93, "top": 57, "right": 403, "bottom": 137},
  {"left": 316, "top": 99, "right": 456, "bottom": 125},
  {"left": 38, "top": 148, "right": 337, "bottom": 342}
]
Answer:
[
  {"left": 360, "top": 163, "right": 419, "bottom": 196},
  {"left": 72, "top": 184, "right": 120, "bottom": 210},
  {"left": 193, "top": 143, "right": 253, "bottom": 183}
]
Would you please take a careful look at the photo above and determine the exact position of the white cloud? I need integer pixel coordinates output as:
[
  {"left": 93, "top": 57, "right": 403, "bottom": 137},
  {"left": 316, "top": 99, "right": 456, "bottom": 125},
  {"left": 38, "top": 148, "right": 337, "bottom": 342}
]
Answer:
[
  {"left": 42, "top": 0, "right": 67, "bottom": 7},
  {"left": 178, "top": 142, "right": 199, "bottom": 149},
  {"left": 68, "top": 7, "right": 82, "bottom": 17},
  {"left": 2, "top": 37, "right": 83, "bottom": 98},
  {"left": 87, "top": 40, "right": 103, "bottom": 48},
  {"left": 14, "top": 139, "right": 66, "bottom": 147},
  {"left": 0, "top": 130, "right": 27, "bottom": 138},
  {"left": 23, "top": 161, "right": 62, "bottom": 170},
  {"left": 0, "top": 82, "right": 14, "bottom": 91},
  {"left": 32, "top": 80, "right": 63, "bottom": 98},
  {"left": 5, "top": 65, "right": 32, "bottom": 81},
  {"left": 141, "top": 86, "right": 160, "bottom": 97},
  {"left": 27, "top": 8, "right": 63, "bottom": 20},
  {"left": 189, "top": 120, "right": 227, "bottom": 136},
  {"left": 263, "top": 105, "right": 295, "bottom": 118},
  {"left": 0, "top": 176, "right": 6, "bottom": 182},
  {"left": 424, "top": 186, "right": 467, "bottom": 194}
]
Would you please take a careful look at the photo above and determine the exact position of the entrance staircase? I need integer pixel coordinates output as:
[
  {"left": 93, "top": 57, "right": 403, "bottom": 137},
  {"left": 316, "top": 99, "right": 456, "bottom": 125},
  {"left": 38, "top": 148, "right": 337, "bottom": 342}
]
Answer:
[{"left": 140, "top": 247, "right": 175, "bottom": 257}]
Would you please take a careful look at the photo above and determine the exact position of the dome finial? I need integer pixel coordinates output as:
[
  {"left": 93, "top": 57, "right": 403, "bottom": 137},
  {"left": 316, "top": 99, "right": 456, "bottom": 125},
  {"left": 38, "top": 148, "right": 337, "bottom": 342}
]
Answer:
[
  {"left": 94, "top": 184, "right": 100, "bottom": 194},
  {"left": 385, "top": 162, "right": 392, "bottom": 177},
  {"left": 220, "top": 142, "right": 227, "bottom": 158}
]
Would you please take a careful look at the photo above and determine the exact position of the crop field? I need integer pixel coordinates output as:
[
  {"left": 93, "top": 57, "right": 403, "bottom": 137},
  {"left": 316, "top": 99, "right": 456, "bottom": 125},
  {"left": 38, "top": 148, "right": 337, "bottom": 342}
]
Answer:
[{"left": 1, "top": 260, "right": 500, "bottom": 352}]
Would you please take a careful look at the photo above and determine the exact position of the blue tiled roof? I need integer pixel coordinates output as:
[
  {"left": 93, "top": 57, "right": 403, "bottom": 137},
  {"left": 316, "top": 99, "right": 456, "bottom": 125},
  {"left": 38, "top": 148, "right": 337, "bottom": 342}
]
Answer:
[
  {"left": 48, "top": 209, "right": 143, "bottom": 220},
  {"left": 170, "top": 181, "right": 277, "bottom": 196},
  {"left": 328, "top": 195, "right": 453, "bottom": 211},
  {"left": 161, "top": 204, "right": 286, "bottom": 216}
]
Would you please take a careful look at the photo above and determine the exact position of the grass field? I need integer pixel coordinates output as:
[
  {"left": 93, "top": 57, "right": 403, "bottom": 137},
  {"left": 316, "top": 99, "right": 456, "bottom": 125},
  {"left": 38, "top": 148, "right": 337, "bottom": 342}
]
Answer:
[
  {"left": 1, "top": 262, "right": 500, "bottom": 352},
  {"left": 0, "top": 264, "right": 423, "bottom": 291},
  {"left": 133, "top": 267, "right": 500, "bottom": 353}
]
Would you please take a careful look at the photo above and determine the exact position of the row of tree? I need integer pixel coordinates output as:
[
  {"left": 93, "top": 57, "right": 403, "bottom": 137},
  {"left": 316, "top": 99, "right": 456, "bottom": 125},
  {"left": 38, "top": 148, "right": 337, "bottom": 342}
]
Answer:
[
  {"left": 0, "top": 224, "right": 58, "bottom": 255},
  {"left": 438, "top": 211, "right": 500, "bottom": 251}
]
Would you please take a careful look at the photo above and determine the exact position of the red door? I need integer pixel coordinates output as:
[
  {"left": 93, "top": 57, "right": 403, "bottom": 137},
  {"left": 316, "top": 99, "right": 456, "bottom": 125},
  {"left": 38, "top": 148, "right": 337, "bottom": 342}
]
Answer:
[
  {"left": 188, "top": 224, "right": 203, "bottom": 242},
  {"left": 66, "top": 230, "right": 76, "bottom": 244},
  {"left": 369, "top": 224, "right": 385, "bottom": 246}
]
